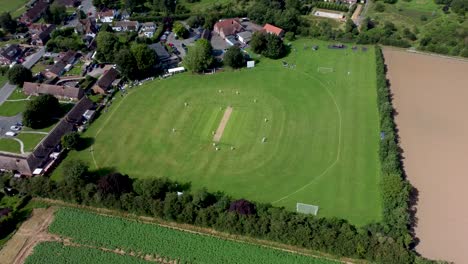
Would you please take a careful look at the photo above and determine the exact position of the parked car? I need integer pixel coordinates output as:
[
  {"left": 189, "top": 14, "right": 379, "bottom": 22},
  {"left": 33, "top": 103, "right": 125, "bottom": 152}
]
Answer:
[
  {"left": 10, "top": 126, "right": 21, "bottom": 131},
  {"left": 5, "top": 131, "right": 17, "bottom": 137}
]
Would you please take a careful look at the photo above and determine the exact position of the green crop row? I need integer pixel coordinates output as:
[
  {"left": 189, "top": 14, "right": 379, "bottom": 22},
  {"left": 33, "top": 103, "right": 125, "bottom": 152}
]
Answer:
[
  {"left": 48, "top": 208, "right": 338, "bottom": 264},
  {"left": 25, "top": 242, "right": 150, "bottom": 264}
]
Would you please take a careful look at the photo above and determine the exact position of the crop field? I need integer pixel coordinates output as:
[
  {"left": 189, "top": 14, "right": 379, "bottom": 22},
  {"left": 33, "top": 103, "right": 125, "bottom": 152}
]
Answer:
[
  {"left": 24, "top": 208, "right": 340, "bottom": 264},
  {"left": 58, "top": 39, "right": 382, "bottom": 226},
  {"left": 25, "top": 242, "right": 151, "bottom": 264}
]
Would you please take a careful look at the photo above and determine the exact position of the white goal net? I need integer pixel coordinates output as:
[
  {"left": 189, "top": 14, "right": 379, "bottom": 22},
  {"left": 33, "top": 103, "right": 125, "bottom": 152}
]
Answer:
[
  {"left": 296, "top": 203, "right": 319, "bottom": 216},
  {"left": 317, "top": 67, "right": 334, "bottom": 73}
]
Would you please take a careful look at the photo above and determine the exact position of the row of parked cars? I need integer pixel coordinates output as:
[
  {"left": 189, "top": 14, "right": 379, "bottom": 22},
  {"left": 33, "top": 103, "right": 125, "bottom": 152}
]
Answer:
[{"left": 5, "top": 123, "right": 22, "bottom": 137}]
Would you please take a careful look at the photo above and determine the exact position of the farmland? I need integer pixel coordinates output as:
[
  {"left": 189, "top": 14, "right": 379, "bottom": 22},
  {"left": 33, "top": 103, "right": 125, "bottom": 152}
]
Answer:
[
  {"left": 25, "top": 242, "right": 151, "bottom": 264},
  {"left": 22, "top": 207, "right": 339, "bottom": 264},
  {"left": 55, "top": 39, "right": 382, "bottom": 226},
  {"left": 384, "top": 48, "right": 468, "bottom": 263}
]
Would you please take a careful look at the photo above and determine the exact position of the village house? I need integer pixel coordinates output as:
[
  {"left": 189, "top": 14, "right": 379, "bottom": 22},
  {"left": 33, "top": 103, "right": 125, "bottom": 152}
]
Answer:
[
  {"left": 75, "top": 18, "right": 98, "bottom": 38},
  {"left": 92, "top": 67, "right": 120, "bottom": 94},
  {"left": 0, "top": 97, "right": 94, "bottom": 176},
  {"left": 214, "top": 18, "right": 244, "bottom": 39},
  {"left": 55, "top": 0, "right": 80, "bottom": 7},
  {"left": 23, "top": 82, "right": 84, "bottom": 100},
  {"left": 237, "top": 31, "right": 252, "bottom": 44},
  {"left": 29, "top": 24, "right": 56, "bottom": 46},
  {"left": 44, "top": 51, "right": 78, "bottom": 79},
  {"left": 112, "top": 21, "right": 140, "bottom": 32},
  {"left": 0, "top": 44, "right": 23, "bottom": 65},
  {"left": 97, "top": 9, "right": 115, "bottom": 23},
  {"left": 263, "top": 23, "right": 285, "bottom": 38},
  {"left": 20, "top": 0, "right": 50, "bottom": 24},
  {"left": 139, "top": 22, "right": 156, "bottom": 38}
]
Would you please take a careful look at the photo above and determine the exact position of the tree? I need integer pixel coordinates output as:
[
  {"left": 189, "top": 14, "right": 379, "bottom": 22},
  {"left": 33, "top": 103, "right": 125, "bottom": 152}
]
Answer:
[
  {"left": 229, "top": 199, "right": 256, "bottom": 215},
  {"left": 96, "top": 31, "right": 120, "bottom": 62},
  {"left": 62, "top": 159, "right": 89, "bottom": 185},
  {"left": 451, "top": 0, "right": 468, "bottom": 15},
  {"left": 22, "top": 94, "right": 61, "bottom": 128},
  {"left": 61, "top": 132, "right": 80, "bottom": 150},
  {"left": 0, "top": 12, "right": 17, "bottom": 34},
  {"left": 186, "top": 16, "right": 204, "bottom": 28},
  {"left": 173, "top": 22, "right": 189, "bottom": 39},
  {"left": 130, "top": 44, "right": 156, "bottom": 75},
  {"left": 44, "top": 3, "right": 67, "bottom": 24},
  {"left": 263, "top": 33, "right": 285, "bottom": 59},
  {"left": 250, "top": 32, "right": 267, "bottom": 54},
  {"left": 184, "top": 39, "right": 213, "bottom": 73},
  {"left": 7, "top": 65, "right": 32, "bottom": 86},
  {"left": 115, "top": 49, "right": 138, "bottom": 80},
  {"left": 98, "top": 173, "right": 133, "bottom": 197},
  {"left": 223, "top": 46, "right": 245, "bottom": 69},
  {"left": 284, "top": 31, "right": 295, "bottom": 41}
]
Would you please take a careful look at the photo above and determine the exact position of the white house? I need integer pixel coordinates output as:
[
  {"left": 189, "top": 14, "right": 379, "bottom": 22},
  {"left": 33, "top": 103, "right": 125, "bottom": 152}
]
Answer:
[
  {"left": 97, "top": 9, "right": 114, "bottom": 23},
  {"left": 139, "top": 22, "right": 156, "bottom": 38}
]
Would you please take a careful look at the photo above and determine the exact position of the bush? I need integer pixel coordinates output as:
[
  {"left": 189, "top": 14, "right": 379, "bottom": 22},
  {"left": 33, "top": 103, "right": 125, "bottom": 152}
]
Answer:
[
  {"left": 173, "top": 21, "right": 189, "bottom": 39},
  {"left": 375, "top": 3, "right": 386, "bottom": 12}
]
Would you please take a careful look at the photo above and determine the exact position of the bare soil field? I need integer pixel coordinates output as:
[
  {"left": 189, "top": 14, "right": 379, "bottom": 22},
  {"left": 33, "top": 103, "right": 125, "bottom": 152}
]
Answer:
[{"left": 383, "top": 48, "right": 468, "bottom": 263}]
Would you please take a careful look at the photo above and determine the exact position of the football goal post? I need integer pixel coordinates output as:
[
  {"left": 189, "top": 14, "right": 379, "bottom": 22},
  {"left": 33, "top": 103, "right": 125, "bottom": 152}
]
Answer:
[
  {"left": 317, "top": 67, "right": 334, "bottom": 73},
  {"left": 296, "top": 203, "right": 319, "bottom": 216}
]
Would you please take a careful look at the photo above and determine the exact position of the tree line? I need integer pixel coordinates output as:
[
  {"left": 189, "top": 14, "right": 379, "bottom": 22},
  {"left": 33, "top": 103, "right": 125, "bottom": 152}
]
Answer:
[{"left": 3, "top": 153, "right": 436, "bottom": 264}]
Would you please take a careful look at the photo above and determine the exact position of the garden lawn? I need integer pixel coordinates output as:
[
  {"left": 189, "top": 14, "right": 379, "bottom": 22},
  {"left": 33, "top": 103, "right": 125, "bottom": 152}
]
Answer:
[
  {"left": 56, "top": 39, "right": 382, "bottom": 226},
  {"left": 0, "top": 75, "right": 7, "bottom": 87},
  {"left": 0, "top": 101, "right": 27, "bottom": 116},
  {"left": 17, "top": 133, "right": 45, "bottom": 152},
  {"left": 0, "top": 138, "right": 21, "bottom": 153}
]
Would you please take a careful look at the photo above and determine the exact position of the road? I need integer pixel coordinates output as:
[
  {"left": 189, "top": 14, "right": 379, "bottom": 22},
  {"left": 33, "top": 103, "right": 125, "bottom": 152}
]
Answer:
[{"left": 0, "top": 47, "right": 45, "bottom": 105}]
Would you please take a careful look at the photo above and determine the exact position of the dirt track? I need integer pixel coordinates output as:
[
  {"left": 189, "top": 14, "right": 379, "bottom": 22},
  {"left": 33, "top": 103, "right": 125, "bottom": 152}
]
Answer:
[
  {"left": 213, "top": 106, "right": 233, "bottom": 142},
  {"left": 0, "top": 207, "right": 58, "bottom": 264},
  {"left": 383, "top": 48, "right": 468, "bottom": 263}
]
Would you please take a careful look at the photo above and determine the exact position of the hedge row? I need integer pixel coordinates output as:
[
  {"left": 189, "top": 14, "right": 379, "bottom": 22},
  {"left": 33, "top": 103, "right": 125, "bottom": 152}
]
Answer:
[{"left": 374, "top": 46, "right": 412, "bottom": 246}]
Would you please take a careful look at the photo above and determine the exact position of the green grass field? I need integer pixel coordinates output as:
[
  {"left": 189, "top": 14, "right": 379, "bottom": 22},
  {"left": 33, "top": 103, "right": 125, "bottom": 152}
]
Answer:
[
  {"left": 182, "top": 0, "right": 234, "bottom": 12},
  {"left": 17, "top": 133, "right": 45, "bottom": 152},
  {"left": 57, "top": 39, "right": 382, "bottom": 226},
  {"left": 0, "top": 0, "right": 28, "bottom": 15},
  {"left": 0, "top": 138, "right": 21, "bottom": 153},
  {"left": 37, "top": 208, "right": 338, "bottom": 264}
]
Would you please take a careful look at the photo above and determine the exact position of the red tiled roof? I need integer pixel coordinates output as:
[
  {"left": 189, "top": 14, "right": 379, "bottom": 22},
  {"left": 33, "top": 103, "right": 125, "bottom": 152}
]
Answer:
[
  {"left": 263, "top": 23, "right": 284, "bottom": 36},
  {"left": 214, "top": 18, "right": 243, "bottom": 36}
]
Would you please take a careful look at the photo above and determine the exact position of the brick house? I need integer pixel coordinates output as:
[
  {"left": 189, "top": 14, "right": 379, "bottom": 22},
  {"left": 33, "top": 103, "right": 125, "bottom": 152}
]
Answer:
[
  {"left": 92, "top": 67, "right": 120, "bottom": 94},
  {"left": 23, "top": 82, "right": 84, "bottom": 100},
  {"left": 213, "top": 18, "right": 244, "bottom": 39}
]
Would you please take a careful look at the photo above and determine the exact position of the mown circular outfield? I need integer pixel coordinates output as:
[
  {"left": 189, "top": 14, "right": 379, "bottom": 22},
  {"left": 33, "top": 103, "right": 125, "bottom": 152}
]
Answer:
[{"left": 60, "top": 40, "right": 382, "bottom": 226}]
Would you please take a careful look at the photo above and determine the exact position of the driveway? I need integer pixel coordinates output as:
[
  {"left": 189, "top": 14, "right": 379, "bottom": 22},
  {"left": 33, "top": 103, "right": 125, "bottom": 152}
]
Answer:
[
  {"left": 0, "top": 47, "right": 45, "bottom": 105},
  {"left": 166, "top": 30, "right": 202, "bottom": 58},
  {"left": 0, "top": 114, "right": 22, "bottom": 136},
  {"left": 80, "top": 0, "right": 96, "bottom": 17}
]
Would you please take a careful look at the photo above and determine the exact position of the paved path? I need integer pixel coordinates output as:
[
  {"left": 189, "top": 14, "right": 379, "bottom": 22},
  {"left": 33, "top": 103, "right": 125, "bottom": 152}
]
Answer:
[
  {"left": 20, "top": 131, "right": 48, "bottom": 135},
  {"left": 0, "top": 47, "right": 45, "bottom": 105},
  {"left": 11, "top": 138, "right": 24, "bottom": 154}
]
